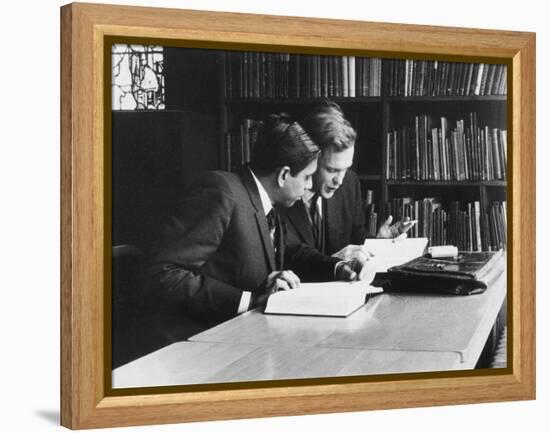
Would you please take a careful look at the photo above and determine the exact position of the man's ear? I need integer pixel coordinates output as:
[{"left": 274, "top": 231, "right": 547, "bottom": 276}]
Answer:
[{"left": 276, "top": 166, "right": 291, "bottom": 188}]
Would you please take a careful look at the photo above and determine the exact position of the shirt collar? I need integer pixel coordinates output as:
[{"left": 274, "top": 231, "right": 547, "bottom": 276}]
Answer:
[
  {"left": 303, "top": 189, "right": 322, "bottom": 214},
  {"left": 249, "top": 168, "right": 273, "bottom": 216},
  {"left": 303, "top": 189, "right": 315, "bottom": 205}
]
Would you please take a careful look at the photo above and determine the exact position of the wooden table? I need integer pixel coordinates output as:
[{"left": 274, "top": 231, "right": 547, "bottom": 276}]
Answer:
[{"left": 113, "top": 271, "right": 506, "bottom": 388}]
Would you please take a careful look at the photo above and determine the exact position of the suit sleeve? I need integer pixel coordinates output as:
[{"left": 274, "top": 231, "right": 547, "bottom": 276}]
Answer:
[
  {"left": 350, "top": 173, "right": 370, "bottom": 244},
  {"left": 147, "top": 174, "right": 243, "bottom": 321},
  {"left": 283, "top": 220, "right": 340, "bottom": 282}
]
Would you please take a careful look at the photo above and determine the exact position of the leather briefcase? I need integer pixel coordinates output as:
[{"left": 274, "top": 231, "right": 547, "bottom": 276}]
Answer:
[{"left": 386, "top": 250, "right": 505, "bottom": 295}]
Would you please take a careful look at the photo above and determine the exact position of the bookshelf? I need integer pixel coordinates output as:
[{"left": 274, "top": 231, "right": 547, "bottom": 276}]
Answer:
[{"left": 219, "top": 52, "right": 507, "bottom": 252}]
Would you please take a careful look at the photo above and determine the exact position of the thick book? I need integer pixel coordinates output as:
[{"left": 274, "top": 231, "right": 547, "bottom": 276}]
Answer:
[
  {"left": 264, "top": 281, "right": 383, "bottom": 317},
  {"left": 387, "top": 249, "right": 505, "bottom": 295}
]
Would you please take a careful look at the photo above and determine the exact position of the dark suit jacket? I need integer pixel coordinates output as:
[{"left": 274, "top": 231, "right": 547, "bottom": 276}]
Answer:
[
  {"left": 284, "top": 170, "right": 368, "bottom": 256},
  {"left": 147, "top": 168, "right": 339, "bottom": 335}
]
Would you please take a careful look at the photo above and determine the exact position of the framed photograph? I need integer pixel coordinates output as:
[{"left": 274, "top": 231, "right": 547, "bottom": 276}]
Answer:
[{"left": 61, "top": 2, "right": 535, "bottom": 429}]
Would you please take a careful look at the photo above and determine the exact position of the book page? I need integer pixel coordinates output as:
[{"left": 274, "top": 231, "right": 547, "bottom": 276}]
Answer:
[
  {"left": 295, "top": 281, "right": 384, "bottom": 296},
  {"left": 363, "top": 237, "right": 428, "bottom": 273}
]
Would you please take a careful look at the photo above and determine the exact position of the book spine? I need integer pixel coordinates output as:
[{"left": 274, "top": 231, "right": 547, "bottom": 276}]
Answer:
[
  {"left": 349, "top": 56, "right": 356, "bottom": 97},
  {"left": 500, "top": 130, "right": 507, "bottom": 180},
  {"left": 474, "top": 64, "right": 484, "bottom": 96},
  {"left": 479, "top": 63, "right": 490, "bottom": 96},
  {"left": 491, "top": 128, "right": 502, "bottom": 180},
  {"left": 474, "top": 201, "right": 482, "bottom": 252},
  {"left": 414, "top": 117, "right": 420, "bottom": 180},
  {"left": 342, "top": 56, "right": 349, "bottom": 97},
  {"left": 386, "top": 132, "right": 391, "bottom": 180},
  {"left": 224, "top": 52, "right": 231, "bottom": 98},
  {"left": 500, "top": 67, "right": 508, "bottom": 95},
  {"left": 484, "top": 64, "right": 496, "bottom": 96},
  {"left": 250, "top": 51, "right": 256, "bottom": 97},
  {"left": 404, "top": 59, "right": 410, "bottom": 97},
  {"left": 491, "top": 65, "right": 503, "bottom": 95},
  {"left": 224, "top": 132, "right": 232, "bottom": 171}
]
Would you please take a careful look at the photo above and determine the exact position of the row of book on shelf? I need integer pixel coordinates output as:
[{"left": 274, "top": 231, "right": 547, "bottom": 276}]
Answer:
[
  {"left": 223, "top": 52, "right": 507, "bottom": 99},
  {"left": 385, "top": 60, "right": 507, "bottom": 97},
  {"left": 364, "top": 192, "right": 507, "bottom": 252},
  {"left": 224, "top": 113, "right": 507, "bottom": 182},
  {"left": 386, "top": 112, "right": 507, "bottom": 181},
  {"left": 224, "top": 51, "right": 382, "bottom": 98}
]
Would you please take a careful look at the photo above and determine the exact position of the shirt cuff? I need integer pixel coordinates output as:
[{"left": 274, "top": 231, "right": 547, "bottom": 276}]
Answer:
[
  {"left": 238, "top": 291, "right": 252, "bottom": 313},
  {"left": 334, "top": 261, "right": 346, "bottom": 278}
]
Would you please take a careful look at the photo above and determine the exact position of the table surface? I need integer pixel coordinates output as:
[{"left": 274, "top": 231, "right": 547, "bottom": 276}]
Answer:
[
  {"left": 190, "top": 272, "right": 506, "bottom": 367},
  {"left": 112, "top": 341, "right": 463, "bottom": 388},
  {"left": 113, "top": 271, "right": 506, "bottom": 388}
]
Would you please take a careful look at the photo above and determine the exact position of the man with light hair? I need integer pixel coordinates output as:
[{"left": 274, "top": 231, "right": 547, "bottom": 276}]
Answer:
[{"left": 284, "top": 101, "right": 415, "bottom": 264}]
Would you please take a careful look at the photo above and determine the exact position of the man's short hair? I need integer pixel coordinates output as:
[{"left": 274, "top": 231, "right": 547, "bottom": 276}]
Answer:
[
  {"left": 250, "top": 113, "right": 320, "bottom": 177},
  {"left": 301, "top": 101, "right": 357, "bottom": 153}
]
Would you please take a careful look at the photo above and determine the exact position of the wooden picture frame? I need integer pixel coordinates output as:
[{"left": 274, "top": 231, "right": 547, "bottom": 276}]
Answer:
[{"left": 60, "top": 2, "right": 535, "bottom": 429}]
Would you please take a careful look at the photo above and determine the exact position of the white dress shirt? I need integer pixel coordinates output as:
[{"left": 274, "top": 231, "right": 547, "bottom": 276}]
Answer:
[{"left": 302, "top": 189, "right": 323, "bottom": 223}]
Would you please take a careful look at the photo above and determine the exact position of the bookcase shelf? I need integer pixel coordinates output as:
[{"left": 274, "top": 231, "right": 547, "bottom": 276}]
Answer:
[
  {"left": 358, "top": 175, "right": 382, "bottom": 181},
  {"left": 385, "top": 95, "right": 507, "bottom": 103},
  {"left": 225, "top": 97, "right": 383, "bottom": 104},
  {"left": 219, "top": 52, "right": 507, "bottom": 251},
  {"left": 386, "top": 180, "right": 507, "bottom": 187}
]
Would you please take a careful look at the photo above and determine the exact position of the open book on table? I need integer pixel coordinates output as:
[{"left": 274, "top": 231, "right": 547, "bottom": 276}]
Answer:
[{"left": 264, "top": 281, "right": 383, "bottom": 317}]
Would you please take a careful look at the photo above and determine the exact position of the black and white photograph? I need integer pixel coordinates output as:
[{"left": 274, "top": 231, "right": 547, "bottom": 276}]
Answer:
[
  {"left": 109, "top": 43, "right": 508, "bottom": 389},
  {"left": 6, "top": 0, "right": 547, "bottom": 431}
]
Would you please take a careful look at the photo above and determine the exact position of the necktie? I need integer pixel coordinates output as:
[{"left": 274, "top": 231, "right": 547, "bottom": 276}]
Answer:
[
  {"left": 266, "top": 208, "right": 276, "bottom": 233},
  {"left": 266, "top": 208, "right": 279, "bottom": 249},
  {"left": 309, "top": 194, "right": 323, "bottom": 252},
  {"left": 266, "top": 208, "right": 281, "bottom": 268}
]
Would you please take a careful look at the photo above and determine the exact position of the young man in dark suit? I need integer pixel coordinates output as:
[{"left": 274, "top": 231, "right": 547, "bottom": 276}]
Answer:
[
  {"left": 284, "top": 102, "right": 416, "bottom": 263},
  {"left": 147, "top": 114, "right": 367, "bottom": 339}
]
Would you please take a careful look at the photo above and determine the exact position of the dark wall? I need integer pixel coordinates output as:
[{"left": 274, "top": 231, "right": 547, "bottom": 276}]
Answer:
[
  {"left": 112, "top": 111, "right": 184, "bottom": 249},
  {"left": 111, "top": 48, "right": 223, "bottom": 366},
  {"left": 165, "top": 47, "right": 221, "bottom": 182},
  {"left": 112, "top": 47, "right": 221, "bottom": 252}
]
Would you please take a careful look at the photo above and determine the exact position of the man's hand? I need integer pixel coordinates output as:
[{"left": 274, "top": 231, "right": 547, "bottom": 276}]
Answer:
[
  {"left": 250, "top": 270, "right": 301, "bottom": 310},
  {"left": 332, "top": 244, "right": 375, "bottom": 262},
  {"left": 376, "top": 215, "right": 416, "bottom": 239},
  {"left": 335, "top": 258, "right": 377, "bottom": 283}
]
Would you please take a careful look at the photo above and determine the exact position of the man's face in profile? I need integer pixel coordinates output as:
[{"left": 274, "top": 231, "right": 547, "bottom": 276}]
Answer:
[
  {"left": 279, "top": 158, "right": 318, "bottom": 207},
  {"left": 312, "top": 146, "right": 354, "bottom": 199}
]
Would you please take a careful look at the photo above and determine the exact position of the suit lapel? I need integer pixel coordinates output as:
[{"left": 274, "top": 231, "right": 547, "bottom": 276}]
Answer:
[
  {"left": 239, "top": 168, "right": 276, "bottom": 272},
  {"left": 286, "top": 200, "right": 316, "bottom": 247}
]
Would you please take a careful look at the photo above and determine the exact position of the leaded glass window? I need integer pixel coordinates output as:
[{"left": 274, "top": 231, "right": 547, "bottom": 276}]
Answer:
[{"left": 112, "top": 44, "right": 165, "bottom": 110}]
